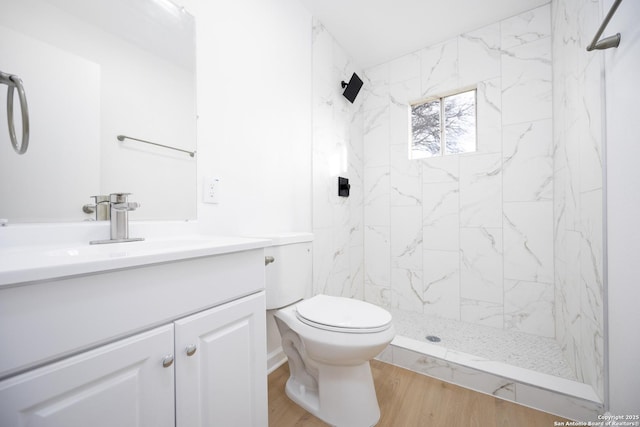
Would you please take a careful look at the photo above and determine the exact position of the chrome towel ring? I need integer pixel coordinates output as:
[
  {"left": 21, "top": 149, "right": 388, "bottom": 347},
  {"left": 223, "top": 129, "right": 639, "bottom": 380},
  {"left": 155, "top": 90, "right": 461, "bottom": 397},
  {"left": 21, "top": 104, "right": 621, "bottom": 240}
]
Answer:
[{"left": 0, "top": 70, "right": 30, "bottom": 155}]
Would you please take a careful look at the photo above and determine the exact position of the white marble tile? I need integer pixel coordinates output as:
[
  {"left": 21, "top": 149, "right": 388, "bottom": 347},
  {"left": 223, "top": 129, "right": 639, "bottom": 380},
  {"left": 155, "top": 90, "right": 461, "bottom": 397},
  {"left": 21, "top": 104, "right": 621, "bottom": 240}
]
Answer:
[
  {"left": 422, "top": 155, "right": 459, "bottom": 184},
  {"left": 389, "top": 79, "right": 418, "bottom": 148},
  {"left": 362, "top": 63, "right": 389, "bottom": 112},
  {"left": 563, "top": 119, "right": 582, "bottom": 231},
  {"left": 324, "top": 268, "right": 351, "bottom": 299},
  {"left": 552, "top": 0, "right": 604, "bottom": 397},
  {"left": 556, "top": 229, "right": 582, "bottom": 379},
  {"left": 476, "top": 78, "right": 502, "bottom": 154},
  {"left": 458, "top": 23, "right": 501, "bottom": 86},
  {"left": 516, "top": 383, "right": 602, "bottom": 421},
  {"left": 349, "top": 197, "right": 364, "bottom": 248},
  {"left": 311, "top": 20, "right": 333, "bottom": 85},
  {"left": 364, "top": 225, "right": 390, "bottom": 287},
  {"left": 363, "top": 106, "right": 389, "bottom": 168},
  {"left": 389, "top": 78, "right": 419, "bottom": 150},
  {"left": 391, "top": 206, "right": 423, "bottom": 270},
  {"left": 390, "top": 335, "right": 448, "bottom": 360},
  {"left": 390, "top": 77, "right": 421, "bottom": 106},
  {"left": 364, "top": 282, "right": 392, "bottom": 306},
  {"left": 312, "top": 150, "right": 334, "bottom": 230},
  {"left": 392, "top": 347, "right": 455, "bottom": 381},
  {"left": 389, "top": 101, "right": 410, "bottom": 148},
  {"left": 503, "top": 201, "right": 553, "bottom": 284},
  {"left": 579, "top": 316, "right": 604, "bottom": 407},
  {"left": 504, "top": 279, "right": 554, "bottom": 337},
  {"left": 501, "top": 4, "right": 551, "bottom": 49},
  {"left": 390, "top": 145, "right": 422, "bottom": 206},
  {"left": 422, "top": 250, "right": 460, "bottom": 320},
  {"left": 578, "top": 57, "right": 603, "bottom": 195},
  {"left": 502, "top": 119, "right": 553, "bottom": 202},
  {"left": 348, "top": 244, "right": 364, "bottom": 300},
  {"left": 364, "top": 166, "right": 390, "bottom": 226},
  {"left": 445, "top": 357, "right": 517, "bottom": 400},
  {"left": 386, "top": 334, "right": 602, "bottom": 421},
  {"left": 391, "top": 267, "right": 424, "bottom": 313},
  {"left": 460, "top": 298, "right": 503, "bottom": 328},
  {"left": 389, "top": 50, "right": 421, "bottom": 84},
  {"left": 579, "top": 189, "right": 604, "bottom": 328},
  {"left": 330, "top": 202, "right": 350, "bottom": 273},
  {"left": 501, "top": 37, "right": 552, "bottom": 125},
  {"left": 460, "top": 227, "right": 503, "bottom": 304},
  {"left": 312, "top": 228, "right": 333, "bottom": 295},
  {"left": 459, "top": 153, "right": 502, "bottom": 228},
  {"left": 423, "top": 181, "right": 459, "bottom": 252},
  {"left": 420, "top": 38, "right": 459, "bottom": 97},
  {"left": 376, "top": 345, "right": 393, "bottom": 364}
]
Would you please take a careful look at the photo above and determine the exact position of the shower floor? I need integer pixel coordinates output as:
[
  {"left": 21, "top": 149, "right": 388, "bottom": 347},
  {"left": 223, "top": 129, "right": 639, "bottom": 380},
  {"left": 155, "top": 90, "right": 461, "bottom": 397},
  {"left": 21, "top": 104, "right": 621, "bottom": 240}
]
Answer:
[{"left": 388, "top": 308, "right": 576, "bottom": 380}]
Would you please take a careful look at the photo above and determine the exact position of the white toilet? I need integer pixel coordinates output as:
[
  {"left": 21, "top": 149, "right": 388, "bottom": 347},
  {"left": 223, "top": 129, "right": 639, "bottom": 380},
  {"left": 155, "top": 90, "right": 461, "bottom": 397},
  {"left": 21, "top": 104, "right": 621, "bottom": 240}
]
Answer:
[{"left": 265, "top": 233, "right": 395, "bottom": 427}]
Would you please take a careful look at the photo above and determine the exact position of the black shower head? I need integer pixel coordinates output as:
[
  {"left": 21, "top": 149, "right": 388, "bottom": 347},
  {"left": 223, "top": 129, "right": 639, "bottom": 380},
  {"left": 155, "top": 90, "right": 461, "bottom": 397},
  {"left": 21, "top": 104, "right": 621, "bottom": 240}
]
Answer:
[{"left": 341, "top": 72, "right": 363, "bottom": 103}]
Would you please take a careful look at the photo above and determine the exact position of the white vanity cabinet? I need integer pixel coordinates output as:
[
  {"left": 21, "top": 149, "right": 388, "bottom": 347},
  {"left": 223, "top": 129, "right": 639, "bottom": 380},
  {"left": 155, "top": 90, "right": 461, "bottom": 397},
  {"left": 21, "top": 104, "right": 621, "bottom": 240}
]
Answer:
[
  {"left": 175, "top": 292, "right": 267, "bottom": 427},
  {"left": 0, "top": 242, "right": 269, "bottom": 427},
  {"left": 0, "top": 292, "right": 266, "bottom": 427},
  {"left": 0, "top": 325, "right": 176, "bottom": 427}
]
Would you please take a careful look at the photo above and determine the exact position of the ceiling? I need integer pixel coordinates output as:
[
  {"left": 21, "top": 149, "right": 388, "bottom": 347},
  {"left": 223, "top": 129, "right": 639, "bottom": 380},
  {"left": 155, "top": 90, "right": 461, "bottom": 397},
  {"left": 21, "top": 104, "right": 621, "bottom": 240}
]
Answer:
[{"left": 297, "top": 0, "right": 549, "bottom": 68}]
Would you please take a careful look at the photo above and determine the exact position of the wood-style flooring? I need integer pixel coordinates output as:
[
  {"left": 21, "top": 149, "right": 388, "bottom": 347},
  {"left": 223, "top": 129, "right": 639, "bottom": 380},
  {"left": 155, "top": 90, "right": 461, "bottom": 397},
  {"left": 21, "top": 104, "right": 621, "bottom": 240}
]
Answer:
[{"left": 268, "top": 359, "right": 569, "bottom": 426}]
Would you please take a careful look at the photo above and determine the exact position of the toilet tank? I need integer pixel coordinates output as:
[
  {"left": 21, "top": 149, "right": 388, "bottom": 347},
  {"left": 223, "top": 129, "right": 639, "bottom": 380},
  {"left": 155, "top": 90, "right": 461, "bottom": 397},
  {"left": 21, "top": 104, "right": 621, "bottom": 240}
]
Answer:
[{"left": 262, "top": 232, "right": 313, "bottom": 309}]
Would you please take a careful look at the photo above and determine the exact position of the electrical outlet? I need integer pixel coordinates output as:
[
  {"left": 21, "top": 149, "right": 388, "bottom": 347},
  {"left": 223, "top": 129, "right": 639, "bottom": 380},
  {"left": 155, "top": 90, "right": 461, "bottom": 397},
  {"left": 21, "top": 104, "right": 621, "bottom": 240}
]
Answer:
[{"left": 203, "top": 177, "right": 220, "bottom": 204}]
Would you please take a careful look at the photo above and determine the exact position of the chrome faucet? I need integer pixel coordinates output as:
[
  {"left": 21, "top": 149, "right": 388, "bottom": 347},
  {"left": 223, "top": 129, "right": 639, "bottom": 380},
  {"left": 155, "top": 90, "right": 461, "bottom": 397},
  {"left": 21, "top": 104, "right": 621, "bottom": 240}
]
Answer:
[
  {"left": 83, "top": 195, "right": 111, "bottom": 221},
  {"left": 90, "top": 193, "right": 144, "bottom": 244}
]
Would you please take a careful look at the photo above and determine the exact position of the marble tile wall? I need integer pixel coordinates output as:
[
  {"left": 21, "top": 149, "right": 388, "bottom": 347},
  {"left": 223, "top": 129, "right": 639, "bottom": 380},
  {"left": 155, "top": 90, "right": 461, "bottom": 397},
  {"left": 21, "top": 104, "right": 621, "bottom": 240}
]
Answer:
[
  {"left": 551, "top": 0, "right": 605, "bottom": 401},
  {"left": 311, "top": 19, "right": 365, "bottom": 300},
  {"left": 362, "top": 4, "right": 556, "bottom": 338},
  {"left": 311, "top": 0, "right": 604, "bottom": 402}
]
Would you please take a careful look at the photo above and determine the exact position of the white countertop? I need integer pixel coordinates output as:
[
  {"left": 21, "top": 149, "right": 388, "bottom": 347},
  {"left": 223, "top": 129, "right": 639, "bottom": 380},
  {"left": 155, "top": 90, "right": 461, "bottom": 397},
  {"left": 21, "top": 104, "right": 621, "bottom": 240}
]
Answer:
[{"left": 0, "top": 235, "right": 271, "bottom": 287}]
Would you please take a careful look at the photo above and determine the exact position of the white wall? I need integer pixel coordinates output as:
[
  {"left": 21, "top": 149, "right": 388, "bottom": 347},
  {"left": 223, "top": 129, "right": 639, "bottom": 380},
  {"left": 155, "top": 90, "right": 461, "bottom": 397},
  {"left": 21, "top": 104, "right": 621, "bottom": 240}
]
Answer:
[
  {"left": 182, "top": 0, "right": 312, "bottom": 236},
  {"left": 603, "top": 0, "right": 640, "bottom": 414},
  {"left": 178, "top": 0, "right": 312, "bottom": 373}
]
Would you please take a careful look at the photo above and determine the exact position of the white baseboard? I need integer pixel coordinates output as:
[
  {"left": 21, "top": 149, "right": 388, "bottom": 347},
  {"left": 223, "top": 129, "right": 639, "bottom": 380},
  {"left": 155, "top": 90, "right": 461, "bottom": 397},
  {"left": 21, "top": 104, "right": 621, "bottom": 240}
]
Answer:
[{"left": 267, "top": 346, "right": 287, "bottom": 374}]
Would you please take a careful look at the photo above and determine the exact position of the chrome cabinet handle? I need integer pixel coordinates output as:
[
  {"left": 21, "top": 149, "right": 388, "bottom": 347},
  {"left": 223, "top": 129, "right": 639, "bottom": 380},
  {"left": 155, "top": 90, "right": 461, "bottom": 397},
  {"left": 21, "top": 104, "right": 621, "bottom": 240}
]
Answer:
[
  {"left": 265, "top": 256, "right": 275, "bottom": 265},
  {"left": 185, "top": 344, "right": 197, "bottom": 357},
  {"left": 162, "top": 354, "right": 174, "bottom": 368}
]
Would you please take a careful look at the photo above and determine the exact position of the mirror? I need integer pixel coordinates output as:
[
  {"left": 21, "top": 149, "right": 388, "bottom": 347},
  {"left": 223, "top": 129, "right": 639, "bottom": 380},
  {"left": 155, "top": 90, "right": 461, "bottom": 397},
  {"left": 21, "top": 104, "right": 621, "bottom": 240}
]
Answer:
[{"left": 0, "top": 0, "right": 196, "bottom": 222}]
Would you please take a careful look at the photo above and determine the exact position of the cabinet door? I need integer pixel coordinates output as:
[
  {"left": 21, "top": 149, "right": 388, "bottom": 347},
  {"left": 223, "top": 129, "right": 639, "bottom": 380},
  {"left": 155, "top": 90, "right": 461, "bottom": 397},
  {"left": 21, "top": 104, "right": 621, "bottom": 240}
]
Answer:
[
  {"left": 0, "top": 325, "right": 175, "bottom": 427},
  {"left": 175, "top": 291, "right": 267, "bottom": 427}
]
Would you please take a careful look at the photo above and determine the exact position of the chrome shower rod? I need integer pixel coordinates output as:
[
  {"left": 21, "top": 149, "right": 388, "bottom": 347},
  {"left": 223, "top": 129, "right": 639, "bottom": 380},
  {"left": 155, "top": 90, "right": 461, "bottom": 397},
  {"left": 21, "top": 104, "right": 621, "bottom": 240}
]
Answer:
[{"left": 586, "top": 0, "right": 623, "bottom": 51}]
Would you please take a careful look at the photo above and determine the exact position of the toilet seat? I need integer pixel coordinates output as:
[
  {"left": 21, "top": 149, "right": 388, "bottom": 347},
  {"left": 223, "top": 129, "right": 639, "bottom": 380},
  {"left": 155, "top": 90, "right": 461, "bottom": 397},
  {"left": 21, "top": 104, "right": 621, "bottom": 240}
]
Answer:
[{"left": 295, "top": 294, "right": 392, "bottom": 333}]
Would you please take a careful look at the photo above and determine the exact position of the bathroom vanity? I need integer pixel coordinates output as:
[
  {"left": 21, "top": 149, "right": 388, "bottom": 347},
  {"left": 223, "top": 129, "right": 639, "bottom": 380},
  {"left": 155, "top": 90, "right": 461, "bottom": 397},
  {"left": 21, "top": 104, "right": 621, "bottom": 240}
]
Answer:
[{"left": 0, "top": 235, "right": 269, "bottom": 426}]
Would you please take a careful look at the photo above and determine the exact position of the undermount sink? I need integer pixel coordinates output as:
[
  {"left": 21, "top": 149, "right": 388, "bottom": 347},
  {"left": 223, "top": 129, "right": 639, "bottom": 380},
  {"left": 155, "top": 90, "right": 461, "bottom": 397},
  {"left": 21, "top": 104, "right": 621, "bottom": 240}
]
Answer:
[{"left": 0, "top": 235, "right": 270, "bottom": 287}]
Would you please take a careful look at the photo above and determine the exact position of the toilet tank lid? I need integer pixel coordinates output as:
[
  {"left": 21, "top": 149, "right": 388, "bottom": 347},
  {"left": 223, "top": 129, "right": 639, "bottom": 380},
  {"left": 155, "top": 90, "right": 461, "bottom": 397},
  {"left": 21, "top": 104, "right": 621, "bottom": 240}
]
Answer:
[{"left": 254, "top": 232, "right": 313, "bottom": 246}]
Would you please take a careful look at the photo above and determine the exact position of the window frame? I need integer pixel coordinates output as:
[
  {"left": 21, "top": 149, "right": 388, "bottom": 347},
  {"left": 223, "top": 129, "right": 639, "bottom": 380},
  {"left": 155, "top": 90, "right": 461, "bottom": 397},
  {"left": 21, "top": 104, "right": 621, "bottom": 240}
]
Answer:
[{"left": 409, "top": 86, "right": 478, "bottom": 159}]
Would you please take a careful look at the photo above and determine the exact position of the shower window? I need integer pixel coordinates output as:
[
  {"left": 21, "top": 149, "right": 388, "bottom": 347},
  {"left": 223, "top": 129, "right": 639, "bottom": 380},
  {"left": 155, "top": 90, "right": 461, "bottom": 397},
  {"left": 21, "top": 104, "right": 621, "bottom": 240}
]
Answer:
[{"left": 410, "top": 88, "right": 477, "bottom": 159}]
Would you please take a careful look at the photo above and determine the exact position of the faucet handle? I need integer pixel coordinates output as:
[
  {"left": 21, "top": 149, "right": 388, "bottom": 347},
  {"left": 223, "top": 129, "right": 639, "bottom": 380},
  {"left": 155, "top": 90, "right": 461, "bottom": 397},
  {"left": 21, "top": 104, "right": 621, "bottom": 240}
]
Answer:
[
  {"left": 109, "top": 192, "right": 132, "bottom": 203},
  {"left": 112, "top": 201, "right": 140, "bottom": 211}
]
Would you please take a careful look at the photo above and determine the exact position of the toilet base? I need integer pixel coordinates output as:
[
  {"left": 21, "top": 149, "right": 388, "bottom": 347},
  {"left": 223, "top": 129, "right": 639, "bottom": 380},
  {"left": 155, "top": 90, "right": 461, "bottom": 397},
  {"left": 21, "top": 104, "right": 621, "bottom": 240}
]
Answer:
[{"left": 285, "top": 361, "right": 381, "bottom": 427}]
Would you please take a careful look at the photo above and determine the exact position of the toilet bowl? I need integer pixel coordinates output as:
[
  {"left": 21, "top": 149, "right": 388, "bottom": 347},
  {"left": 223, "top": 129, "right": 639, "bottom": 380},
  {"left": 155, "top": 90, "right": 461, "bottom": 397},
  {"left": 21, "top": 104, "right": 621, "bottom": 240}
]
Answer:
[
  {"left": 274, "top": 295, "right": 394, "bottom": 427},
  {"left": 264, "top": 233, "right": 395, "bottom": 426}
]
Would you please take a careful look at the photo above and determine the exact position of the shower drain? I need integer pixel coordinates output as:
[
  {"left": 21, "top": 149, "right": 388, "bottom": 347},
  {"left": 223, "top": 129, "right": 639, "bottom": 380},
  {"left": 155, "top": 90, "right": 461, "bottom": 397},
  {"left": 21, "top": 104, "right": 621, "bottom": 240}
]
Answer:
[{"left": 425, "top": 335, "right": 441, "bottom": 343}]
